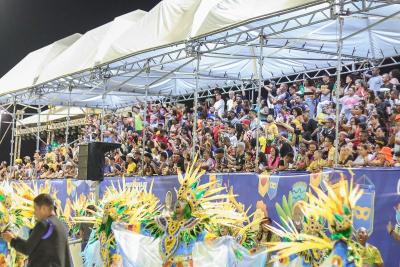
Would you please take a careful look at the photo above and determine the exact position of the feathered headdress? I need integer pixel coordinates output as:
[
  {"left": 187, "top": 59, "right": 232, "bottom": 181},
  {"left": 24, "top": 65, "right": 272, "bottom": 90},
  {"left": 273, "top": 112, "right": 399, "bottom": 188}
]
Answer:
[
  {"left": 264, "top": 178, "right": 363, "bottom": 265},
  {"left": 175, "top": 155, "right": 227, "bottom": 214},
  {"left": 306, "top": 178, "right": 363, "bottom": 240}
]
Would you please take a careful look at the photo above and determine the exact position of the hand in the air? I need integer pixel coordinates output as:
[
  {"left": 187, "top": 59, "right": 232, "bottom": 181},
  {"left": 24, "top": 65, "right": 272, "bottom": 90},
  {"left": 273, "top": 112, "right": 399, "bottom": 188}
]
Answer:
[{"left": 1, "top": 231, "right": 15, "bottom": 243}]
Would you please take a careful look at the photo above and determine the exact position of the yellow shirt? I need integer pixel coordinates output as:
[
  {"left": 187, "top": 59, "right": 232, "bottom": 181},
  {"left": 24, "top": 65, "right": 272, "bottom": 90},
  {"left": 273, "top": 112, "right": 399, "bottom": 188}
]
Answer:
[
  {"left": 45, "top": 152, "right": 56, "bottom": 164},
  {"left": 259, "top": 136, "right": 267, "bottom": 153},
  {"left": 292, "top": 118, "right": 302, "bottom": 129},
  {"left": 328, "top": 147, "right": 335, "bottom": 162},
  {"left": 126, "top": 162, "right": 137, "bottom": 174},
  {"left": 359, "top": 243, "right": 383, "bottom": 266},
  {"left": 265, "top": 123, "right": 279, "bottom": 139},
  {"left": 60, "top": 146, "right": 68, "bottom": 156},
  {"left": 307, "top": 159, "right": 327, "bottom": 172},
  {"left": 316, "top": 113, "right": 328, "bottom": 125}
]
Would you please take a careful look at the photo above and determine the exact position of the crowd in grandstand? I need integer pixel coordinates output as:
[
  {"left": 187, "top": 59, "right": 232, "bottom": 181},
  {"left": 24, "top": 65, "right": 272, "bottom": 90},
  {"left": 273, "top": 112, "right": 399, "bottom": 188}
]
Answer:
[{"left": 1, "top": 67, "right": 400, "bottom": 180}]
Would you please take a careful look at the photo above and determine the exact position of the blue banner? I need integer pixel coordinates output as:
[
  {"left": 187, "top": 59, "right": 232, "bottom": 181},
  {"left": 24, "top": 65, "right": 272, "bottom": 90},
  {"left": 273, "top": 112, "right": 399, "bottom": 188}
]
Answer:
[{"left": 19, "top": 167, "right": 400, "bottom": 266}]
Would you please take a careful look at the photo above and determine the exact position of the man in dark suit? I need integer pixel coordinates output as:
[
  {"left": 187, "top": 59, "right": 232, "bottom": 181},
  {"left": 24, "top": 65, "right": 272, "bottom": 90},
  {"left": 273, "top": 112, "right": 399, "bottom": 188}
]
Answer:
[{"left": 1, "top": 193, "right": 71, "bottom": 267}]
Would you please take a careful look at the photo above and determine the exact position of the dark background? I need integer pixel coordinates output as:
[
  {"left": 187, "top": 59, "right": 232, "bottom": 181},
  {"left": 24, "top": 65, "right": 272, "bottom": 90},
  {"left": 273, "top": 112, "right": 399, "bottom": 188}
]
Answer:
[{"left": 0, "top": 0, "right": 161, "bottom": 163}]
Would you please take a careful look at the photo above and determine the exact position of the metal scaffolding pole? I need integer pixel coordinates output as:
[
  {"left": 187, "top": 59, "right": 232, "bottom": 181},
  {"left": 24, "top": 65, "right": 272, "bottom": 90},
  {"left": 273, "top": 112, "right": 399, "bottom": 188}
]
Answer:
[
  {"left": 334, "top": 3, "right": 344, "bottom": 166},
  {"left": 192, "top": 52, "right": 201, "bottom": 160},
  {"left": 9, "top": 100, "right": 16, "bottom": 166},
  {"left": 65, "top": 89, "right": 71, "bottom": 145},
  {"left": 36, "top": 104, "right": 41, "bottom": 152},
  {"left": 100, "top": 103, "right": 105, "bottom": 142},
  {"left": 142, "top": 65, "right": 150, "bottom": 173},
  {"left": 255, "top": 32, "right": 264, "bottom": 166}
]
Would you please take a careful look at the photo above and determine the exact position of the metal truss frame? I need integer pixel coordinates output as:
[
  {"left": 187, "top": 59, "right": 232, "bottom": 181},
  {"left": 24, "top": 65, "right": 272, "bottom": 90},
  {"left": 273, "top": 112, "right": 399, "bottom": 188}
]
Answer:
[
  {"left": 0, "top": 0, "right": 397, "bottom": 108},
  {"left": 172, "top": 55, "right": 400, "bottom": 102}
]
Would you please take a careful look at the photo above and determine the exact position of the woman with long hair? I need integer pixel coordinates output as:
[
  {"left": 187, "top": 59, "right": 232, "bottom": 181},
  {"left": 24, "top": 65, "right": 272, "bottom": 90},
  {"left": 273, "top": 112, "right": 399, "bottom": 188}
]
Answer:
[
  {"left": 343, "top": 74, "right": 355, "bottom": 96},
  {"left": 266, "top": 146, "right": 280, "bottom": 171}
]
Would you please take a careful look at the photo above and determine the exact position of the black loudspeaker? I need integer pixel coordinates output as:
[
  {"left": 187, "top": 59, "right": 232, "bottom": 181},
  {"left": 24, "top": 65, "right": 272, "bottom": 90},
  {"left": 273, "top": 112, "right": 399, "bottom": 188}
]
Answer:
[{"left": 77, "top": 142, "right": 121, "bottom": 181}]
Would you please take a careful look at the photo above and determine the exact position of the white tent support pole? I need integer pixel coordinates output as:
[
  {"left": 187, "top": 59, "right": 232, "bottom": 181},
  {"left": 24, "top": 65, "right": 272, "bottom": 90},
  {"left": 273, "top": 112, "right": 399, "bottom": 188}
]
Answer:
[
  {"left": 192, "top": 52, "right": 201, "bottom": 160},
  {"left": 100, "top": 79, "right": 109, "bottom": 142},
  {"left": 7, "top": 114, "right": 47, "bottom": 145},
  {"left": 65, "top": 88, "right": 71, "bottom": 145},
  {"left": 36, "top": 104, "right": 41, "bottom": 152},
  {"left": 142, "top": 64, "right": 150, "bottom": 172},
  {"left": 255, "top": 32, "right": 264, "bottom": 166},
  {"left": 100, "top": 107, "right": 105, "bottom": 142},
  {"left": 334, "top": 3, "right": 344, "bottom": 167},
  {"left": 9, "top": 99, "right": 16, "bottom": 166},
  {"left": 0, "top": 103, "right": 11, "bottom": 142}
]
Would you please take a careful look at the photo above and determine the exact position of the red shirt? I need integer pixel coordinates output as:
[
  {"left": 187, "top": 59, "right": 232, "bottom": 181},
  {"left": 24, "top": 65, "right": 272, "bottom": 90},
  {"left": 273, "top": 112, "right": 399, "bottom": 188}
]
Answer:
[
  {"left": 153, "top": 135, "right": 168, "bottom": 145},
  {"left": 213, "top": 125, "right": 224, "bottom": 143}
]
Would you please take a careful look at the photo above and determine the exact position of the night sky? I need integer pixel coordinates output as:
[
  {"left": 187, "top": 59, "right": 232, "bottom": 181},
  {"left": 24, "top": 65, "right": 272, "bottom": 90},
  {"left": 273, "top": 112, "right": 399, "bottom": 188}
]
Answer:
[{"left": 0, "top": 0, "right": 161, "bottom": 162}]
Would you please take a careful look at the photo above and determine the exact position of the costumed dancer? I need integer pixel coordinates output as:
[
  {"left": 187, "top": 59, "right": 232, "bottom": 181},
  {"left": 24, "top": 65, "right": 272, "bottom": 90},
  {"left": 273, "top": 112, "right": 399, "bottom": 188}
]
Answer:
[
  {"left": 112, "top": 159, "right": 269, "bottom": 266},
  {"left": 113, "top": 157, "right": 263, "bottom": 267},
  {"left": 5, "top": 180, "right": 72, "bottom": 267},
  {"left": 72, "top": 178, "right": 161, "bottom": 267},
  {"left": 0, "top": 181, "right": 19, "bottom": 267},
  {"left": 0, "top": 180, "right": 55, "bottom": 266},
  {"left": 1, "top": 193, "right": 71, "bottom": 267},
  {"left": 265, "top": 178, "right": 364, "bottom": 267}
]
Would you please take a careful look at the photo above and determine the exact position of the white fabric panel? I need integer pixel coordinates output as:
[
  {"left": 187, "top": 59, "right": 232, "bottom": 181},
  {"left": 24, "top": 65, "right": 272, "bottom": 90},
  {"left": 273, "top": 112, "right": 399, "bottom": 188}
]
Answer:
[
  {"left": 94, "top": 9, "right": 147, "bottom": 65},
  {"left": 0, "top": 34, "right": 81, "bottom": 95},
  {"left": 192, "top": 236, "right": 268, "bottom": 266},
  {"left": 97, "top": 0, "right": 202, "bottom": 65},
  {"left": 113, "top": 223, "right": 163, "bottom": 267},
  {"left": 192, "top": 0, "right": 317, "bottom": 37},
  {"left": 37, "top": 23, "right": 111, "bottom": 84},
  {"left": 17, "top": 106, "right": 87, "bottom": 126}
]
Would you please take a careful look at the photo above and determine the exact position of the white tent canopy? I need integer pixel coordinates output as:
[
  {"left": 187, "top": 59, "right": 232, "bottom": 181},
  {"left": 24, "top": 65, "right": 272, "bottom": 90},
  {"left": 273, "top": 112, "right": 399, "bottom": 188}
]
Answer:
[
  {"left": 0, "top": 33, "right": 81, "bottom": 94},
  {"left": 16, "top": 106, "right": 95, "bottom": 126},
  {"left": 0, "top": 0, "right": 399, "bottom": 108}
]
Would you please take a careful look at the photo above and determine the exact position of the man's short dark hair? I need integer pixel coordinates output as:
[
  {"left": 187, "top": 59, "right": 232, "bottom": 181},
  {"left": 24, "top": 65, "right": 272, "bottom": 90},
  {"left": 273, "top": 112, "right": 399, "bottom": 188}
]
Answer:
[
  {"left": 34, "top": 193, "right": 55, "bottom": 209},
  {"left": 215, "top": 148, "right": 224, "bottom": 154},
  {"left": 325, "top": 136, "right": 334, "bottom": 144},
  {"left": 160, "top": 152, "right": 168, "bottom": 159}
]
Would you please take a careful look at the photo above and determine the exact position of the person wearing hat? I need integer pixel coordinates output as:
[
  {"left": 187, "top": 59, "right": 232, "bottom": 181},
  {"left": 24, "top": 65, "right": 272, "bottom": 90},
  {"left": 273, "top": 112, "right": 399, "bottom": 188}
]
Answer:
[
  {"left": 370, "top": 146, "right": 394, "bottom": 167},
  {"left": 125, "top": 153, "right": 137, "bottom": 176},
  {"left": 1, "top": 193, "right": 71, "bottom": 267}
]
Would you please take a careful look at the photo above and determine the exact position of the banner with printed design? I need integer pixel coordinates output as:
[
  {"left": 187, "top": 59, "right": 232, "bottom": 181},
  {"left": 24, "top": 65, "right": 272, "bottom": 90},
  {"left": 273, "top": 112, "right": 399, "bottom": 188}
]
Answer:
[{"left": 15, "top": 167, "right": 400, "bottom": 266}]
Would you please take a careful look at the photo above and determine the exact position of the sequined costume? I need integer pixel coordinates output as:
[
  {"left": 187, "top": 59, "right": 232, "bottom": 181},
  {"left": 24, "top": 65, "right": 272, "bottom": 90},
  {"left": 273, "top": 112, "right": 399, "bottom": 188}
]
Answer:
[
  {"left": 119, "top": 158, "right": 248, "bottom": 266},
  {"left": 265, "top": 178, "right": 364, "bottom": 267},
  {"left": 72, "top": 178, "right": 160, "bottom": 266}
]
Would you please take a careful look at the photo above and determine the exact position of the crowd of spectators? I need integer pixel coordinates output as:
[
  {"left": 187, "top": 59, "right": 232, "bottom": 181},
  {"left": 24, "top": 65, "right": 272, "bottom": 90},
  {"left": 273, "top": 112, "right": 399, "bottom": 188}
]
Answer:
[{"left": 1, "top": 67, "right": 400, "bottom": 180}]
